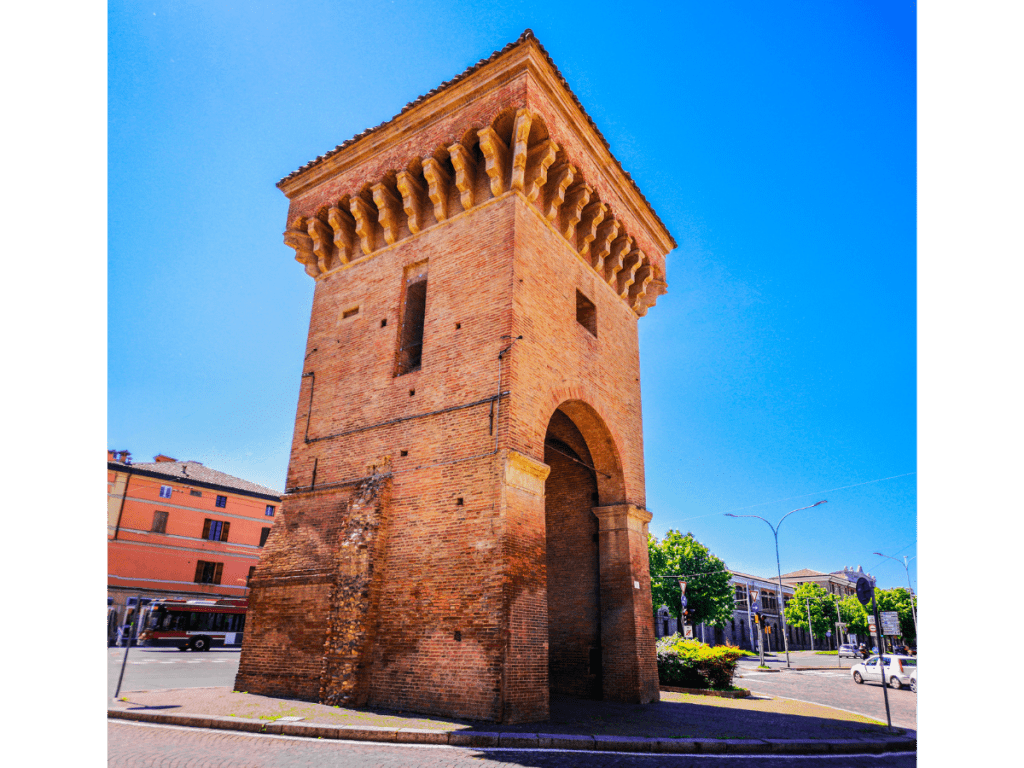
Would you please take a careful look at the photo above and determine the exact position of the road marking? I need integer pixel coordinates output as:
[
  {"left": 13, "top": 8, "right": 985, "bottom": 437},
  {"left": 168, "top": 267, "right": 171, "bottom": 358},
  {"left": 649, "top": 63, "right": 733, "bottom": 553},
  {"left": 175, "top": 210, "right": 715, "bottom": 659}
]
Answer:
[{"left": 110, "top": 720, "right": 909, "bottom": 759}]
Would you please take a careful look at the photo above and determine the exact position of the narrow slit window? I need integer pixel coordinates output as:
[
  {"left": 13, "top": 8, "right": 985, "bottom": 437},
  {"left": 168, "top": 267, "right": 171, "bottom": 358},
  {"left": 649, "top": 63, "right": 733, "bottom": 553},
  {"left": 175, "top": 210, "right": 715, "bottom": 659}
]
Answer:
[
  {"left": 576, "top": 290, "right": 597, "bottom": 337},
  {"left": 396, "top": 266, "right": 428, "bottom": 375}
]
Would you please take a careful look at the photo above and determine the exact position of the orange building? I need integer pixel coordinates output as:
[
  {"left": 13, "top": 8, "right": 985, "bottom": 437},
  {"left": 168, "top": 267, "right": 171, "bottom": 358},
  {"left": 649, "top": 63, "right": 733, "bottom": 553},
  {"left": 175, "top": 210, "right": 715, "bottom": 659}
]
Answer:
[{"left": 107, "top": 450, "right": 282, "bottom": 638}]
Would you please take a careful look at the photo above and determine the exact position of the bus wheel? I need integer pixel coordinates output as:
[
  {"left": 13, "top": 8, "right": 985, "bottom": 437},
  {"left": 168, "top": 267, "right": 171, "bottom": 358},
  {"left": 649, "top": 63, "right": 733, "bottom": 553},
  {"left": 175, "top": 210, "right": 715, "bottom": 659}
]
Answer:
[{"left": 190, "top": 636, "right": 208, "bottom": 652}]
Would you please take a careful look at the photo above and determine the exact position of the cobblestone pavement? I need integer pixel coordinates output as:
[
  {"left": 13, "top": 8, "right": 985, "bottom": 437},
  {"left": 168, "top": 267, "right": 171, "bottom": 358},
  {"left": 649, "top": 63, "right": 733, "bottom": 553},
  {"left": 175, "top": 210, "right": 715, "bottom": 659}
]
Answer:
[
  {"left": 109, "top": 721, "right": 917, "bottom": 768},
  {"left": 734, "top": 662, "right": 916, "bottom": 731}
]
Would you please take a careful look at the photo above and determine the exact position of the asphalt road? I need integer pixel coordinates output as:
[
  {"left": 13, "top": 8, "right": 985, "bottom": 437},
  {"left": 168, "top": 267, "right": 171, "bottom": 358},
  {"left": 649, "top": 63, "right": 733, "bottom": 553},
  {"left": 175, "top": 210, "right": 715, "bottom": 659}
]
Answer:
[
  {"left": 108, "top": 645, "right": 240, "bottom": 698},
  {"left": 734, "top": 658, "right": 917, "bottom": 731},
  {"left": 109, "top": 721, "right": 917, "bottom": 768}
]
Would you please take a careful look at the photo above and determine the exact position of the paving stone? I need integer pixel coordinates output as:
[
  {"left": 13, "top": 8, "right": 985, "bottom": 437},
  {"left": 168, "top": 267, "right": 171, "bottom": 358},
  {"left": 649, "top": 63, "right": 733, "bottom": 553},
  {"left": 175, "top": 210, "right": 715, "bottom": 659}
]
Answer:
[
  {"left": 396, "top": 727, "right": 449, "bottom": 744},
  {"left": 448, "top": 731, "right": 501, "bottom": 747},
  {"left": 498, "top": 732, "right": 539, "bottom": 748}
]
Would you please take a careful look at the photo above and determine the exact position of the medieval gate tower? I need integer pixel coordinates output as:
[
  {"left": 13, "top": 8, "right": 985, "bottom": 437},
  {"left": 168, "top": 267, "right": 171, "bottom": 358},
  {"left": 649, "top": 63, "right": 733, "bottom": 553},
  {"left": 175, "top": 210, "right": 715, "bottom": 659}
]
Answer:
[{"left": 236, "top": 31, "right": 675, "bottom": 723}]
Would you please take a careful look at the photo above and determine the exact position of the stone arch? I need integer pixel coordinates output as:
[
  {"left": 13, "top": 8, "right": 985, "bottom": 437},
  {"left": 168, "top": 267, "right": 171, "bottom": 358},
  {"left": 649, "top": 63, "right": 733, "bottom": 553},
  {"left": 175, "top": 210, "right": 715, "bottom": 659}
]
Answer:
[
  {"left": 541, "top": 398, "right": 632, "bottom": 702},
  {"left": 540, "top": 391, "right": 629, "bottom": 505}
]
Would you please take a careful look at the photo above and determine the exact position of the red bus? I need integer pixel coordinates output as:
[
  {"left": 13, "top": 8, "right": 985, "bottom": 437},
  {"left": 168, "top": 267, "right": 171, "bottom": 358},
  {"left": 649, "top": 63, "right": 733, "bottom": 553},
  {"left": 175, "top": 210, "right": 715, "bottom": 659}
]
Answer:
[{"left": 137, "top": 598, "right": 247, "bottom": 651}]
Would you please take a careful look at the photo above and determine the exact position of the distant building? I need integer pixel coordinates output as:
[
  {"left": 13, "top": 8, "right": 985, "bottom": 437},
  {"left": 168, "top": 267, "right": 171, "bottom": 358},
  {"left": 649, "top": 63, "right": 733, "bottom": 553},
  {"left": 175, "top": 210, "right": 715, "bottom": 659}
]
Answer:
[
  {"left": 779, "top": 566, "right": 874, "bottom": 599},
  {"left": 107, "top": 451, "right": 282, "bottom": 640}
]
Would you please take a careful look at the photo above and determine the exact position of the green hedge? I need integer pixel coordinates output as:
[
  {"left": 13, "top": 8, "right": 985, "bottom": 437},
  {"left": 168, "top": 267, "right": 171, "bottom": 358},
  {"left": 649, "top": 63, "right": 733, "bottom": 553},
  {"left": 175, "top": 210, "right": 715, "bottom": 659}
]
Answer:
[{"left": 655, "top": 636, "right": 750, "bottom": 690}]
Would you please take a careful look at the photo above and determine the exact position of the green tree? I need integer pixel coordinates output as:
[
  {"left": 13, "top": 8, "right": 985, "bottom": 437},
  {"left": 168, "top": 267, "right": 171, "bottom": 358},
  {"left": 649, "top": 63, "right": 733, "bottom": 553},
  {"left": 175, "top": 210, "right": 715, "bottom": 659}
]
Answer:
[
  {"left": 876, "top": 587, "right": 917, "bottom": 645},
  {"left": 783, "top": 583, "right": 840, "bottom": 641},
  {"left": 648, "top": 530, "right": 734, "bottom": 627},
  {"left": 837, "top": 594, "right": 870, "bottom": 637}
]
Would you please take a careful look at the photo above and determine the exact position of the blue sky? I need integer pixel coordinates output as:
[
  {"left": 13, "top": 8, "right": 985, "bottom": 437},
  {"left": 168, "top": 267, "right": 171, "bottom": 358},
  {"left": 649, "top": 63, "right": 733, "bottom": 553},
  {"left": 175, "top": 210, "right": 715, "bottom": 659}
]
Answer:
[{"left": 106, "top": 1, "right": 918, "bottom": 590}]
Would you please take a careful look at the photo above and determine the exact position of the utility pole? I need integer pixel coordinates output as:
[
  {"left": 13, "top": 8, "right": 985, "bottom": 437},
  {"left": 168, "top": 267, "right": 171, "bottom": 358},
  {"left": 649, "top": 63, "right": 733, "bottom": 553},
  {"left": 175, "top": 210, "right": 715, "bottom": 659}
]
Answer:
[
  {"left": 725, "top": 500, "right": 827, "bottom": 669},
  {"left": 806, "top": 598, "right": 814, "bottom": 651}
]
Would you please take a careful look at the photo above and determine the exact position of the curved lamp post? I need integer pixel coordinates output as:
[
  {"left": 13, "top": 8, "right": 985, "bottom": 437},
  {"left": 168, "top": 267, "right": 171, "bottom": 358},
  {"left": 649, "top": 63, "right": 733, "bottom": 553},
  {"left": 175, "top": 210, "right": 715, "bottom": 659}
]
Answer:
[
  {"left": 726, "top": 500, "right": 828, "bottom": 668},
  {"left": 873, "top": 552, "right": 918, "bottom": 644}
]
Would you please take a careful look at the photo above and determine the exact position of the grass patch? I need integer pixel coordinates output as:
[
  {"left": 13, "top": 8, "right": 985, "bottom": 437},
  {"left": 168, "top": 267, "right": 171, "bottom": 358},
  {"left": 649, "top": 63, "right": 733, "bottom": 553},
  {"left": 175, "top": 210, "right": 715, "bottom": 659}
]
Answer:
[{"left": 815, "top": 651, "right": 838, "bottom": 655}]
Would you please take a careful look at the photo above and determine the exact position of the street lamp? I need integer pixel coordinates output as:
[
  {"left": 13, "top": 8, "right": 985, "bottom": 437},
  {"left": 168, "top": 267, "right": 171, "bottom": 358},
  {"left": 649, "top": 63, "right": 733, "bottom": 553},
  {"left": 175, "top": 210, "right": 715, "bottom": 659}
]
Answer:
[
  {"left": 726, "top": 500, "right": 828, "bottom": 668},
  {"left": 873, "top": 552, "right": 918, "bottom": 645}
]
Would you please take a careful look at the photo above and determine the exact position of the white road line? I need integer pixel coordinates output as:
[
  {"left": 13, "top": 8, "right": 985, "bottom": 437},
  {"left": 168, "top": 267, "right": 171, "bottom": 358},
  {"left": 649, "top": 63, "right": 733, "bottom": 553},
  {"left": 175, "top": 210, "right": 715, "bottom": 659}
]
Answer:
[{"left": 110, "top": 720, "right": 908, "bottom": 759}]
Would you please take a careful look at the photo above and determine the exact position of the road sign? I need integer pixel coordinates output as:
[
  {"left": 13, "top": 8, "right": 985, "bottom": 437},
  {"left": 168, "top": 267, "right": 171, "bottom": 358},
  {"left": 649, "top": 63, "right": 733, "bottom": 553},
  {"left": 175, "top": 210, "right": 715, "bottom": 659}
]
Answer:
[
  {"left": 867, "top": 614, "right": 876, "bottom": 628},
  {"left": 826, "top": 630, "right": 832, "bottom": 637},
  {"left": 683, "top": 625, "right": 693, "bottom": 639},
  {"left": 880, "top": 611, "right": 901, "bottom": 636},
  {"left": 856, "top": 577, "right": 874, "bottom": 606}
]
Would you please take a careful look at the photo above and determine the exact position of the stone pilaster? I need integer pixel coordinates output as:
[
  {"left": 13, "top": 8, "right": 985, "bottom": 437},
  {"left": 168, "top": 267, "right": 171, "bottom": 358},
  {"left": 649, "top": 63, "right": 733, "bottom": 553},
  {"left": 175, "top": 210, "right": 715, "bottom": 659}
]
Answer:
[{"left": 592, "top": 503, "right": 660, "bottom": 704}]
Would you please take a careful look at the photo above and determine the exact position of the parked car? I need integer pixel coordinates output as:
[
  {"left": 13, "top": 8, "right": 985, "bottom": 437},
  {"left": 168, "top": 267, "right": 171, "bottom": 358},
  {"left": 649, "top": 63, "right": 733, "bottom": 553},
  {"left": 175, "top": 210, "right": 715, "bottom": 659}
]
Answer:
[
  {"left": 851, "top": 655, "right": 917, "bottom": 689},
  {"left": 838, "top": 644, "right": 860, "bottom": 658}
]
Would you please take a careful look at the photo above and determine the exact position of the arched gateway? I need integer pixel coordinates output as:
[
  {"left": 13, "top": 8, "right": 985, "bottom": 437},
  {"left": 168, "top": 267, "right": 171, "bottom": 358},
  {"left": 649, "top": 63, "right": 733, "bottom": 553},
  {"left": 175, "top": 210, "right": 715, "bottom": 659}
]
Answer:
[{"left": 235, "top": 31, "right": 674, "bottom": 724}]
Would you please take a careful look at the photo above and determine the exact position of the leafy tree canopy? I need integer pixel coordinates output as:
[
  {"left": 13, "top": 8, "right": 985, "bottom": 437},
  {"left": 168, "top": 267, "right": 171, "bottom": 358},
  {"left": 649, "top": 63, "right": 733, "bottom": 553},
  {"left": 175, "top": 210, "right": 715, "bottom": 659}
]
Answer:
[
  {"left": 783, "top": 582, "right": 842, "bottom": 639},
  {"left": 837, "top": 594, "right": 870, "bottom": 636},
  {"left": 875, "top": 587, "right": 917, "bottom": 644},
  {"left": 648, "top": 530, "right": 734, "bottom": 627}
]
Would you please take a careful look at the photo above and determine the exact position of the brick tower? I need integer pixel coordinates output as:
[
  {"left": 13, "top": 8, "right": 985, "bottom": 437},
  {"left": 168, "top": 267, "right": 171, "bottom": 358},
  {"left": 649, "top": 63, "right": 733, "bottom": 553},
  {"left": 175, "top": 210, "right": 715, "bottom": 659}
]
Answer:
[{"left": 235, "top": 31, "right": 675, "bottom": 724}]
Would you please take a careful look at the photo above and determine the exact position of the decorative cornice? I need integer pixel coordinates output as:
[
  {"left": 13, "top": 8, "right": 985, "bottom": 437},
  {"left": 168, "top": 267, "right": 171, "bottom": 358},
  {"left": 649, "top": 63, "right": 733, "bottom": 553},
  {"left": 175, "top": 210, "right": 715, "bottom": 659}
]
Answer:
[
  {"left": 276, "top": 31, "right": 675, "bottom": 256},
  {"left": 279, "top": 105, "right": 668, "bottom": 316}
]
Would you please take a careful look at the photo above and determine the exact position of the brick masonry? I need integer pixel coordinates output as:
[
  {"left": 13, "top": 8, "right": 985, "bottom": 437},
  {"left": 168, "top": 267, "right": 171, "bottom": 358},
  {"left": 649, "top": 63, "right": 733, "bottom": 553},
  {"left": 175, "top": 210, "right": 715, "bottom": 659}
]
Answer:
[{"left": 236, "top": 34, "right": 673, "bottom": 723}]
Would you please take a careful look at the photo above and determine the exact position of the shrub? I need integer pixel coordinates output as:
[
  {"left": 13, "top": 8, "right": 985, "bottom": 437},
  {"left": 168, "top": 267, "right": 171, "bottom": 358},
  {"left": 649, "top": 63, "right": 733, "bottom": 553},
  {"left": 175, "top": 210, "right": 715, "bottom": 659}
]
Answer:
[{"left": 656, "top": 636, "right": 746, "bottom": 689}]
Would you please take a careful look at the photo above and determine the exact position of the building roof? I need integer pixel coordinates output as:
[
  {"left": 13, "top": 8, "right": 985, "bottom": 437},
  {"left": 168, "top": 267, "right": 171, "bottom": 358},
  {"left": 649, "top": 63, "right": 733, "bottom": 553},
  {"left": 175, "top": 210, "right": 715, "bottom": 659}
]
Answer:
[
  {"left": 278, "top": 29, "right": 675, "bottom": 249},
  {"left": 727, "top": 570, "right": 795, "bottom": 593},
  {"left": 779, "top": 569, "right": 827, "bottom": 579},
  {"left": 110, "top": 459, "right": 281, "bottom": 499}
]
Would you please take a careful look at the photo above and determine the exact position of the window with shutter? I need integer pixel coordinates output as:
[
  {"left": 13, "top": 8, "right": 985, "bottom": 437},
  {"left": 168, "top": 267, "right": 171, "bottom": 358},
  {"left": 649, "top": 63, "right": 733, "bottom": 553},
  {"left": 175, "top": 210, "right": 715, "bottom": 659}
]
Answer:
[
  {"left": 213, "top": 563, "right": 223, "bottom": 585},
  {"left": 194, "top": 561, "right": 206, "bottom": 583},
  {"left": 220, "top": 521, "right": 229, "bottom": 542},
  {"left": 202, "top": 519, "right": 212, "bottom": 539}
]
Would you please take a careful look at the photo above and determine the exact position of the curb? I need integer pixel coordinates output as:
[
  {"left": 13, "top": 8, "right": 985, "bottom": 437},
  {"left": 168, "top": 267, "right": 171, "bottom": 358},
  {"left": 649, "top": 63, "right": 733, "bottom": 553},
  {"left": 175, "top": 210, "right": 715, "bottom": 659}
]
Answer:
[
  {"left": 660, "top": 685, "right": 750, "bottom": 698},
  {"left": 108, "top": 709, "right": 916, "bottom": 755}
]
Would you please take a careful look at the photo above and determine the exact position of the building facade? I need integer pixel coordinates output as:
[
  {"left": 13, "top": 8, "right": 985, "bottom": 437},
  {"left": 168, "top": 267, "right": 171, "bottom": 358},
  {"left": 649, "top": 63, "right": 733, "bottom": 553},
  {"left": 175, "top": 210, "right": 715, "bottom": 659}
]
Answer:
[
  {"left": 107, "top": 451, "right": 282, "bottom": 640},
  {"left": 654, "top": 565, "right": 879, "bottom": 652},
  {"left": 235, "top": 31, "right": 674, "bottom": 723}
]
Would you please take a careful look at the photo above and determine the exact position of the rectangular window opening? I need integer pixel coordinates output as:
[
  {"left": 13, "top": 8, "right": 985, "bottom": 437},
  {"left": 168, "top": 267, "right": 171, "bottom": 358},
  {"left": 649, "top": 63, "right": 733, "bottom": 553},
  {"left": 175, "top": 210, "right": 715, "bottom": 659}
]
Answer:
[
  {"left": 202, "top": 518, "right": 230, "bottom": 542},
  {"left": 396, "top": 266, "right": 428, "bottom": 375},
  {"left": 194, "top": 560, "right": 224, "bottom": 585},
  {"left": 215, "top": 495, "right": 227, "bottom": 508},
  {"left": 159, "top": 485, "right": 172, "bottom": 499},
  {"left": 342, "top": 306, "right": 359, "bottom": 320},
  {"left": 576, "top": 290, "right": 597, "bottom": 337},
  {"left": 190, "top": 489, "right": 202, "bottom": 497},
  {"left": 259, "top": 527, "right": 271, "bottom": 547},
  {"left": 265, "top": 505, "right": 275, "bottom": 517},
  {"left": 151, "top": 510, "right": 168, "bottom": 533}
]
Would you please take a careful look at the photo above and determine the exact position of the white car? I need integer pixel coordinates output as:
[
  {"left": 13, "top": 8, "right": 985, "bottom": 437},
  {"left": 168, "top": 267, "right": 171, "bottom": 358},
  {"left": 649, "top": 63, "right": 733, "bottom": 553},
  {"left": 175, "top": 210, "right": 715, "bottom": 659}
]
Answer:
[
  {"left": 837, "top": 643, "right": 860, "bottom": 658},
  {"left": 909, "top": 665, "right": 917, "bottom": 693},
  {"left": 851, "top": 654, "right": 917, "bottom": 690}
]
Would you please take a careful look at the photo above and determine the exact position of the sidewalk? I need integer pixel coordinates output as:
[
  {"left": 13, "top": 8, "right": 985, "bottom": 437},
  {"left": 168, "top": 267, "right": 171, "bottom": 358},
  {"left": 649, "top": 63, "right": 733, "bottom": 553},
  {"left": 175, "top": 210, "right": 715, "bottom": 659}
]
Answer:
[{"left": 109, "top": 686, "right": 916, "bottom": 755}]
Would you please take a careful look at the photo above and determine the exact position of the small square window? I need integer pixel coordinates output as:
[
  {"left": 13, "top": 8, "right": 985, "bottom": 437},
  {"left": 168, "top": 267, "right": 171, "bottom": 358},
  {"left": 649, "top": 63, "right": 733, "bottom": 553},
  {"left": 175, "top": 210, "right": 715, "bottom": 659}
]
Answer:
[
  {"left": 576, "top": 290, "right": 597, "bottom": 337},
  {"left": 265, "top": 505, "right": 275, "bottom": 517},
  {"left": 190, "top": 489, "right": 202, "bottom": 497},
  {"left": 159, "top": 485, "right": 172, "bottom": 499},
  {"left": 216, "top": 495, "right": 227, "bottom": 508}
]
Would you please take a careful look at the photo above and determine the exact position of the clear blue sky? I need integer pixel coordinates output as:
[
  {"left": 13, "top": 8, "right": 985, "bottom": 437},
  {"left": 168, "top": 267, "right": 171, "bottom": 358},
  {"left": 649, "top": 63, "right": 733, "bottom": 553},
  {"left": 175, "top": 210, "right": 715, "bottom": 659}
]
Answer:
[{"left": 108, "top": 1, "right": 917, "bottom": 590}]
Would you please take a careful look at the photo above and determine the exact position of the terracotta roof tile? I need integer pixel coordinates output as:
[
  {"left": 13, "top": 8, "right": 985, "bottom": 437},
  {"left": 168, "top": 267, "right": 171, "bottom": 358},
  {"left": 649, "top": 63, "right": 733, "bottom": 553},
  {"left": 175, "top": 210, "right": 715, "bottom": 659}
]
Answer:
[{"left": 123, "top": 460, "right": 281, "bottom": 498}]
